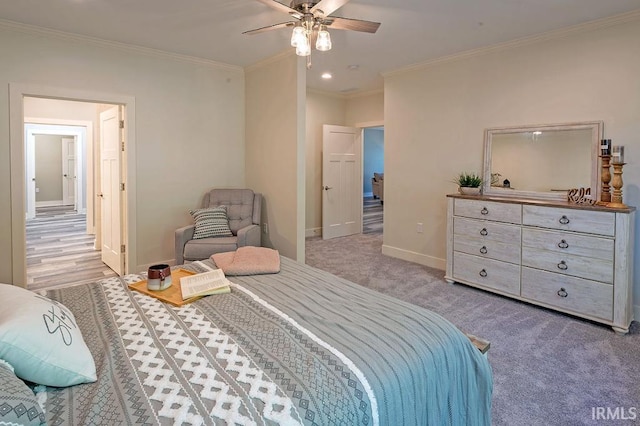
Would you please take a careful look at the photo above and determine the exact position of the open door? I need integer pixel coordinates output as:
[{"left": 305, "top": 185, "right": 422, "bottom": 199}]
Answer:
[
  {"left": 100, "top": 106, "right": 124, "bottom": 275},
  {"left": 322, "top": 125, "right": 362, "bottom": 239},
  {"left": 61, "top": 136, "right": 76, "bottom": 207}
]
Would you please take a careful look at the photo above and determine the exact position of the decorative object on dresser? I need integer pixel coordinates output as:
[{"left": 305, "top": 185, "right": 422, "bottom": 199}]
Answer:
[
  {"left": 454, "top": 172, "right": 482, "bottom": 195},
  {"left": 445, "top": 195, "right": 635, "bottom": 334},
  {"left": 567, "top": 187, "right": 596, "bottom": 205},
  {"left": 608, "top": 145, "right": 627, "bottom": 208}
]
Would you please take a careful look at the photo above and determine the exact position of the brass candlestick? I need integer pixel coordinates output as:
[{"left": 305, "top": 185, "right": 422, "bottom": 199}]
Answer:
[
  {"left": 608, "top": 162, "right": 627, "bottom": 208},
  {"left": 600, "top": 155, "right": 612, "bottom": 203}
]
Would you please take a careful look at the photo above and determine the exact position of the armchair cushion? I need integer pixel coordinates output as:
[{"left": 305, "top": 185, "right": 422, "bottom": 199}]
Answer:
[
  {"left": 176, "top": 189, "right": 262, "bottom": 265},
  {"left": 189, "top": 205, "right": 233, "bottom": 239}
]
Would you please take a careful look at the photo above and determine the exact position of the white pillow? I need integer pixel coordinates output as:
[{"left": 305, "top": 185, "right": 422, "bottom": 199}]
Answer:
[{"left": 0, "top": 284, "right": 97, "bottom": 387}]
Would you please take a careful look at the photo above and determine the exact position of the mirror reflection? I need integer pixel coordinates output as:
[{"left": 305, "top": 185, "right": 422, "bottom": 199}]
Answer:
[{"left": 483, "top": 122, "right": 602, "bottom": 200}]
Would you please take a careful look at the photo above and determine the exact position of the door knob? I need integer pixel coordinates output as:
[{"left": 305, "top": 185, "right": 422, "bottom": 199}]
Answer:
[
  {"left": 63, "top": 174, "right": 68, "bottom": 177},
  {"left": 323, "top": 186, "right": 333, "bottom": 191}
]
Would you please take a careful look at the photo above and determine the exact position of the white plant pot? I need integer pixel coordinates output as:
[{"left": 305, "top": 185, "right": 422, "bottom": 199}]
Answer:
[{"left": 459, "top": 186, "right": 481, "bottom": 195}]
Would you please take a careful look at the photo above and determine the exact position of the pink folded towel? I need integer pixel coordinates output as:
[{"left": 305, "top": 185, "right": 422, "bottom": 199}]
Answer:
[{"left": 211, "top": 246, "right": 280, "bottom": 275}]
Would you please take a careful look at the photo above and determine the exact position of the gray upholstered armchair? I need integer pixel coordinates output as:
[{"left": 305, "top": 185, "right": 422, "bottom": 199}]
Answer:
[{"left": 175, "top": 188, "right": 262, "bottom": 265}]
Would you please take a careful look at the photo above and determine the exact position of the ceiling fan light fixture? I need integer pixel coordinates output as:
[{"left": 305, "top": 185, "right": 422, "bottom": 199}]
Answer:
[
  {"left": 295, "top": 33, "right": 311, "bottom": 56},
  {"left": 315, "top": 27, "right": 332, "bottom": 51},
  {"left": 291, "top": 25, "right": 306, "bottom": 47}
]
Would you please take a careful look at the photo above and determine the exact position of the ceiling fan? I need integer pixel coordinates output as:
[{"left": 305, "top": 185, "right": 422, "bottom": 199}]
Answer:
[{"left": 244, "top": 0, "right": 380, "bottom": 57}]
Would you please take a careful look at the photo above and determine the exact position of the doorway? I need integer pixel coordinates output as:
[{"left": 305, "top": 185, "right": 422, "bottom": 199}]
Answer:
[
  {"left": 362, "top": 126, "right": 384, "bottom": 234},
  {"left": 9, "top": 83, "right": 137, "bottom": 288}
]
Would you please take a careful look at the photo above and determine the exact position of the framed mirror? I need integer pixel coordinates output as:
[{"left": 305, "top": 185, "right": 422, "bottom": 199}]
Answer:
[{"left": 482, "top": 121, "right": 603, "bottom": 201}]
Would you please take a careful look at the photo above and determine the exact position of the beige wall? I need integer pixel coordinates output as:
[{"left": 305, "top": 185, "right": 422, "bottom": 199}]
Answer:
[
  {"left": 383, "top": 17, "right": 640, "bottom": 308},
  {"left": 246, "top": 53, "right": 306, "bottom": 261},
  {"left": 0, "top": 23, "right": 245, "bottom": 284},
  {"left": 305, "top": 91, "right": 347, "bottom": 236},
  {"left": 346, "top": 91, "right": 384, "bottom": 126},
  {"left": 34, "top": 134, "right": 64, "bottom": 203}
]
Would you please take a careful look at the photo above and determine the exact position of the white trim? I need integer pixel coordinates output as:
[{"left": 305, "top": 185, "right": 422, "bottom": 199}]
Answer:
[
  {"left": 35, "top": 200, "right": 66, "bottom": 207},
  {"left": 9, "top": 83, "right": 137, "bottom": 287},
  {"left": 25, "top": 123, "right": 87, "bottom": 218},
  {"left": 0, "top": 19, "right": 243, "bottom": 73},
  {"left": 381, "top": 244, "right": 446, "bottom": 271},
  {"left": 25, "top": 117, "right": 95, "bottom": 232}
]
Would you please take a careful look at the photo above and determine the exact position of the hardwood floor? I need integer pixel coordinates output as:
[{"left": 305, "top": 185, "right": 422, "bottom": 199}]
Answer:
[
  {"left": 363, "top": 196, "right": 383, "bottom": 234},
  {"left": 26, "top": 205, "right": 117, "bottom": 291}
]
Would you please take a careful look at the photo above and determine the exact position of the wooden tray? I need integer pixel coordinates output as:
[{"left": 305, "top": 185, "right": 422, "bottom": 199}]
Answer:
[{"left": 129, "top": 268, "right": 204, "bottom": 306}]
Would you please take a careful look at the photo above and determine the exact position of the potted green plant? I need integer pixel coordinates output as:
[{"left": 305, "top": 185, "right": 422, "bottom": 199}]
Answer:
[{"left": 454, "top": 172, "right": 482, "bottom": 195}]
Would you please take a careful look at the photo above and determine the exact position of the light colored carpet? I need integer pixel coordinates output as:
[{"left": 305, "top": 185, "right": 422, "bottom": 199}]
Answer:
[{"left": 305, "top": 233, "right": 640, "bottom": 426}]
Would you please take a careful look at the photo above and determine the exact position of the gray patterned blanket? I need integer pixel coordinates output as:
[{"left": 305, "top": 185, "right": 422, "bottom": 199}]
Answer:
[{"left": 41, "top": 258, "right": 492, "bottom": 425}]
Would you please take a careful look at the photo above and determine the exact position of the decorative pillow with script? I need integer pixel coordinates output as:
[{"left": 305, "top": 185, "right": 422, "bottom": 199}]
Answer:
[{"left": 0, "top": 284, "right": 97, "bottom": 387}]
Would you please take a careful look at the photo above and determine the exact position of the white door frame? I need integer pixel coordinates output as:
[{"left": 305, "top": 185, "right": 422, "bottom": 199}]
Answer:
[
  {"left": 25, "top": 123, "right": 86, "bottom": 218},
  {"left": 9, "top": 83, "right": 137, "bottom": 287},
  {"left": 355, "top": 120, "right": 384, "bottom": 231}
]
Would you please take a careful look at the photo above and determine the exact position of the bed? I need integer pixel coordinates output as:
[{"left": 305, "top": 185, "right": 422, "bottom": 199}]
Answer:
[{"left": 5, "top": 257, "right": 492, "bottom": 425}]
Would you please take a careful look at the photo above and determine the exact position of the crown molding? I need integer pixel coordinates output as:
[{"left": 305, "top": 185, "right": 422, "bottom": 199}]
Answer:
[
  {"left": 306, "top": 87, "right": 383, "bottom": 100},
  {"left": 0, "top": 19, "right": 244, "bottom": 73},
  {"left": 244, "top": 49, "right": 297, "bottom": 73},
  {"left": 383, "top": 9, "right": 640, "bottom": 79}
]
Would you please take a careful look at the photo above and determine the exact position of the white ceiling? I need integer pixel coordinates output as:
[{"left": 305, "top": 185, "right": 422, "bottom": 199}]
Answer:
[{"left": 2, "top": 0, "right": 640, "bottom": 94}]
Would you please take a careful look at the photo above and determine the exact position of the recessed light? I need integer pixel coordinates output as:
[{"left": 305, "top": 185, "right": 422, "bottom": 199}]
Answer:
[{"left": 321, "top": 72, "right": 332, "bottom": 79}]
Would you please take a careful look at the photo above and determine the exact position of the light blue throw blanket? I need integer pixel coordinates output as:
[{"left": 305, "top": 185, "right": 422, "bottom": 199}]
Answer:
[{"left": 40, "top": 257, "right": 492, "bottom": 425}]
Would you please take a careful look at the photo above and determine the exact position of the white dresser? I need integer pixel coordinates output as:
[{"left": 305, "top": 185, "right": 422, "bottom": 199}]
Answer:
[{"left": 445, "top": 195, "right": 636, "bottom": 334}]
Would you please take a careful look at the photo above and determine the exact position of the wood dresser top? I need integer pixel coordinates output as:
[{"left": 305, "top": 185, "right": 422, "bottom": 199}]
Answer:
[{"left": 447, "top": 194, "right": 636, "bottom": 214}]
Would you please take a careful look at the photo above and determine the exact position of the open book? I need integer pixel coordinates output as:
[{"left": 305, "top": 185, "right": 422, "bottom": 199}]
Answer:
[{"left": 180, "top": 269, "right": 231, "bottom": 300}]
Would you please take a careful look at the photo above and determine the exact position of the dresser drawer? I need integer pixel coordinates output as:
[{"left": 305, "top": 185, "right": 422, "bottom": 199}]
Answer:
[
  {"left": 522, "top": 205, "right": 615, "bottom": 236},
  {"left": 453, "top": 252, "right": 520, "bottom": 295},
  {"left": 454, "top": 199, "right": 522, "bottom": 224},
  {"left": 522, "top": 246, "right": 613, "bottom": 283},
  {"left": 522, "top": 267, "right": 612, "bottom": 321},
  {"left": 522, "top": 228, "right": 614, "bottom": 261},
  {"left": 454, "top": 236, "right": 521, "bottom": 264},
  {"left": 454, "top": 217, "right": 521, "bottom": 244}
]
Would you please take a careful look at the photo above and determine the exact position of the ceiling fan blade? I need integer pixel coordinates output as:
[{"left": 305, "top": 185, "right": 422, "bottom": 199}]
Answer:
[
  {"left": 254, "top": 0, "right": 303, "bottom": 19},
  {"left": 326, "top": 16, "right": 380, "bottom": 33},
  {"left": 243, "top": 21, "right": 296, "bottom": 35},
  {"left": 310, "top": 0, "right": 351, "bottom": 16}
]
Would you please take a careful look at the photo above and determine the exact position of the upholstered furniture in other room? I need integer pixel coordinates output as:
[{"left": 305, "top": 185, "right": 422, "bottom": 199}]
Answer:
[
  {"left": 372, "top": 172, "right": 384, "bottom": 203},
  {"left": 175, "top": 188, "right": 262, "bottom": 265}
]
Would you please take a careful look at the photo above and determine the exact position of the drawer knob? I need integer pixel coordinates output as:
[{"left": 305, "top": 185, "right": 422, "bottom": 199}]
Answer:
[
  {"left": 480, "top": 207, "right": 489, "bottom": 215},
  {"left": 479, "top": 246, "right": 488, "bottom": 254},
  {"left": 557, "top": 260, "right": 568, "bottom": 270},
  {"left": 479, "top": 269, "right": 487, "bottom": 278},
  {"left": 480, "top": 228, "right": 488, "bottom": 236},
  {"left": 558, "top": 240, "right": 569, "bottom": 249},
  {"left": 558, "top": 215, "right": 570, "bottom": 225},
  {"left": 557, "top": 288, "right": 568, "bottom": 298}
]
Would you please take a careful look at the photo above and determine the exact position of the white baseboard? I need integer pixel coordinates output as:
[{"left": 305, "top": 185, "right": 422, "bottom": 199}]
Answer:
[
  {"left": 35, "top": 200, "right": 64, "bottom": 207},
  {"left": 305, "top": 227, "right": 322, "bottom": 238},
  {"left": 381, "top": 244, "right": 446, "bottom": 270}
]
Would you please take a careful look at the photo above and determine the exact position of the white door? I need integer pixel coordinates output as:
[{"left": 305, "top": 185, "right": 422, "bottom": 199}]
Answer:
[
  {"left": 100, "top": 106, "right": 124, "bottom": 275},
  {"left": 25, "top": 130, "right": 36, "bottom": 220},
  {"left": 61, "top": 136, "right": 76, "bottom": 207},
  {"left": 322, "top": 125, "right": 362, "bottom": 239}
]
